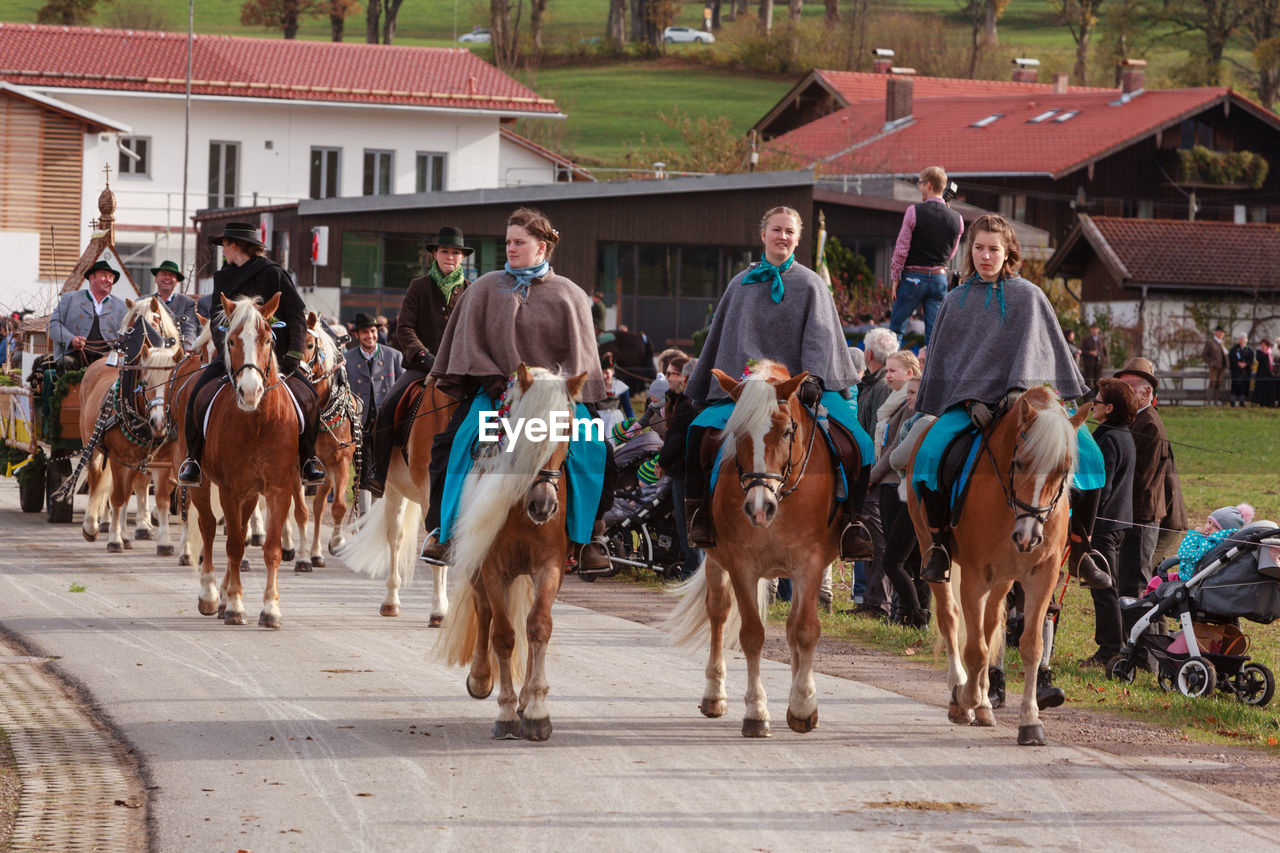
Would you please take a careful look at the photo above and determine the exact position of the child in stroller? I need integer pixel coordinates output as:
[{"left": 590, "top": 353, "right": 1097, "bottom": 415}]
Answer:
[
  {"left": 574, "top": 419, "right": 683, "bottom": 581},
  {"left": 1105, "top": 511, "right": 1280, "bottom": 705}
]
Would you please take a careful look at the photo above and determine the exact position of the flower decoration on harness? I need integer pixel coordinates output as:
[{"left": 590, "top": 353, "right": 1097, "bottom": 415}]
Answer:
[{"left": 740, "top": 358, "right": 761, "bottom": 381}]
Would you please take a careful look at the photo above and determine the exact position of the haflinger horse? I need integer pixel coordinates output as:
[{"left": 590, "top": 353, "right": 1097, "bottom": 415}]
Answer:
[
  {"left": 436, "top": 365, "right": 587, "bottom": 741},
  {"left": 77, "top": 297, "right": 185, "bottom": 554},
  {"left": 665, "top": 360, "right": 840, "bottom": 738},
  {"left": 335, "top": 375, "right": 457, "bottom": 624},
  {"left": 906, "top": 385, "right": 1088, "bottom": 746},
  {"left": 187, "top": 293, "right": 300, "bottom": 628}
]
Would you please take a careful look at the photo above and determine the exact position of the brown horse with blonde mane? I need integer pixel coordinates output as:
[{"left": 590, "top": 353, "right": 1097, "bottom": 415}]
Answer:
[
  {"left": 906, "top": 385, "right": 1088, "bottom": 745},
  {"left": 436, "top": 365, "right": 587, "bottom": 741},
  {"left": 665, "top": 360, "right": 840, "bottom": 737},
  {"left": 187, "top": 293, "right": 300, "bottom": 628}
]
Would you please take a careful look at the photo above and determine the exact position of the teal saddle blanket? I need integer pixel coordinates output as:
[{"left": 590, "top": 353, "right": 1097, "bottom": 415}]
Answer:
[
  {"left": 690, "top": 391, "right": 873, "bottom": 499},
  {"left": 439, "top": 392, "right": 606, "bottom": 546}
]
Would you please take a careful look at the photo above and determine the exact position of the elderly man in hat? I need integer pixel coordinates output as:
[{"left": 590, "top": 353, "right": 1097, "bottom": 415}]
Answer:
[
  {"left": 1203, "top": 326, "right": 1228, "bottom": 405},
  {"left": 48, "top": 259, "right": 129, "bottom": 371},
  {"left": 148, "top": 260, "right": 199, "bottom": 350},
  {"left": 1114, "top": 356, "right": 1185, "bottom": 595},
  {"left": 178, "top": 221, "right": 325, "bottom": 487},
  {"left": 364, "top": 226, "right": 472, "bottom": 498},
  {"left": 347, "top": 312, "right": 404, "bottom": 491}
]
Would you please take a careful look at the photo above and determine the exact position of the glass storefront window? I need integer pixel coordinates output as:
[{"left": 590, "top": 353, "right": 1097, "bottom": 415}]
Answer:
[
  {"left": 341, "top": 231, "right": 380, "bottom": 289},
  {"left": 636, "top": 244, "right": 674, "bottom": 297},
  {"left": 680, "top": 245, "right": 719, "bottom": 298}
]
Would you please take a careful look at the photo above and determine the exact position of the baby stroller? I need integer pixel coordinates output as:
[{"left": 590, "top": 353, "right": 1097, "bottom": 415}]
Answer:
[
  {"left": 577, "top": 428, "right": 683, "bottom": 582},
  {"left": 1105, "top": 523, "right": 1280, "bottom": 705}
]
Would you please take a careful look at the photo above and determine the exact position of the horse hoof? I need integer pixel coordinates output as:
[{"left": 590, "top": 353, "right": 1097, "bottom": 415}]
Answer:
[
  {"left": 156, "top": 545, "right": 175, "bottom": 557},
  {"left": 521, "top": 716, "right": 553, "bottom": 742},
  {"left": 258, "top": 612, "right": 282, "bottom": 630},
  {"left": 281, "top": 548, "right": 295, "bottom": 562},
  {"left": 251, "top": 533, "right": 266, "bottom": 547},
  {"left": 197, "top": 599, "right": 218, "bottom": 616},
  {"left": 178, "top": 554, "right": 191, "bottom": 567},
  {"left": 492, "top": 720, "right": 521, "bottom": 739},
  {"left": 428, "top": 614, "right": 444, "bottom": 628},
  {"left": 81, "top": 526, "right": 97, "bottom": 543},
  {"left": 106, "top": 542, "right": 123, "bottom": 554},
  {"left": 1017, "top": 724, "right": 1047, "bottom": 746},
  {"left": 699, "top": 698, "right": 727, "bottom": 718},
  {"left": 741, "top": 718, "right": 772, "bottom": 738},
  {"left": 972, "top": 706, "right": 997, "bottom": 727},
  {"left": 466, "top": 676, "right": 493, "bottom": 700},
  {"left": 379, "top": 604, "right": 400, "bottom": 617},
  {"left": 224, "top": 611, "right": 245, "bottom": 626},
  {"left": 786, "top": 708, "right": 818, "bottom": 733},
  {"left": 311, "top": 556, "right": 325, "bottom": 568},
  {"left": 135, "top": 529, "right": 151, "bottom": 541},
  {"left": 240, "top": 559, "right": 251, "bottom": 572},
  {"left": 122, "top": 539, "right": 133, "bottom": 550},
  {"left": 948, "top": 687, "right": 973, "bottom": 724},
  {"left": 216, "top": 603, "right": 226, "bottom": 618},
  {"left": 294, "top": 561, "right": 312, "bottom": 573}
]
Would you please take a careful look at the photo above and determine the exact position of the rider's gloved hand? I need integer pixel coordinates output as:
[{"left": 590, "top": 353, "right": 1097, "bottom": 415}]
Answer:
[
  {"left": 797, "top": 376, "right": 824, "bottom": 407},
  {"left": 999, "top": 389, "right": 1024, "bottom": 412},
  {"left": 280, "top": 355, "right": 301, "bottom": 376},
  {"left": 966, "top": 400, "right": 995, "bottom": 430}
]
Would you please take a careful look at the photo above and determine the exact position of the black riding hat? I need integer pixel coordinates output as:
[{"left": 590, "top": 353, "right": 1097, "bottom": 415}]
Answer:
[
  {"left": 209, "top": 221, "right": 266, "bottom": 249},
  {"left": 352, "top": 312, "right": 379, "bottom": 331},
  {"left": 425, "top": 226, "right": 474, "bottom": 257}
]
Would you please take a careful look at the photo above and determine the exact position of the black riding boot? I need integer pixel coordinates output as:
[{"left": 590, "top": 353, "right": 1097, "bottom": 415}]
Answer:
[
  {"left": 684, "top": 424, "right": 715, "bottom": 548},
  {"left": 1068, "top": 487, "right": 1112, "bottom": 590},
  {"left": 838, "top": 464, "right": 874, "bottom": 560},
  {"left": 178, "top": 362, "right": 223, "bottom": 486},
  {"left": 420, "top": 398, "right": 469, "bottom": 565},
  {"left": 288, "top": 375, "right": 325, "bottom": 486},
  {"left": 364, "top": 381, "right": 412, "bottom": 499},
  {"left": 919, "top": 486, "right": 952, "bottom": 583}
]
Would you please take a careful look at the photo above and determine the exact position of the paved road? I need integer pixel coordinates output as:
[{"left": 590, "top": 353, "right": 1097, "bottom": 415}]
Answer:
[{"left": 2, "top": 486, "right": 1279, "bottom": 851}]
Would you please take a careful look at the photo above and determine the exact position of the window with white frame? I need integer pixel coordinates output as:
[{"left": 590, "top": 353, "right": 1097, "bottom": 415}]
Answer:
[
  {"left": 310, "top": 147, "right": 341, "bottom": 199},
  {"left": 363, "top": 149, "right": 394, "bottom": 196},
  {"left": 118, "top": 136, "right": 150, "bottom": 177},
  {"left": 415, "top": 152, "right": 446, "bottom": 193},
  {"left": 208, "top": 141, "right": 239, "bottom": 208}
]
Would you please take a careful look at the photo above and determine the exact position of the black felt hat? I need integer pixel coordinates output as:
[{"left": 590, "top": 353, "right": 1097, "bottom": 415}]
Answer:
[
  {"left": 84, "top": 260, "right": 120, "bottom": 283},
  {"left": 352, "top": 312, "right": 379, "bottom": 331},
  {"left": 425, "top": 226, "right": 474, "bottom": 257},
  {"left": 209, "top": 221, "right": 266, "bottom": 249}
]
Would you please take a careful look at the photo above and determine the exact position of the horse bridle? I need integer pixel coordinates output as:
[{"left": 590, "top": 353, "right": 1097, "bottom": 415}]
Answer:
[
  {"left": 225, "top": 320, "right": 285, "bottom": 393},
  {"left": 734, "top": 400, "right": 818, "bottom": 502},
  {"left": 532, "top": 466, "right": 564, "bottom": 490},
  {"left": 982, "top": 426, "right": 1069, "bottom": 528}
]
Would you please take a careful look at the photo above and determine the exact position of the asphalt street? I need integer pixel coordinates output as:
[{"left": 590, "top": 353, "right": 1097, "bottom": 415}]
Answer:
[{"left": 0, "top": 485, "right": 1277, "bottom": 851}]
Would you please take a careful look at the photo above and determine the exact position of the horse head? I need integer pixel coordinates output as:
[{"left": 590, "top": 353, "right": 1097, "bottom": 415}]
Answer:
[
  {"left": 128, "top": 337, "right": 186, "bottom": 435},
  {"left": 503, "top": 364, "right": 588, "bottom": 524},
  {"left": 995, "top": 386, "right": 1090, "bottom": 552},
  {"left": 221, "top": 292, "right": 281, "bottom": 412},
  {"left": 302, "top": 311, "right": 340, "bottom": 399},
  {"left": 712, "top": 361, "right": 808, "bottom": 528}
]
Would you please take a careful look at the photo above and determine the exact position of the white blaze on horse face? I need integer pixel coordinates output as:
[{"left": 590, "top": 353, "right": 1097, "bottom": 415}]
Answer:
[
  {"left": 148, "top": 379, "right": 167, "bottom": 432},
  {"left": 235, "top": 321, "right": 265, "bottom": 410},
  {"left": 1012, "top": 471, "right": 1048, "bottom": 551},
  {"left": 746, "top": 412, "right": 772, "bottom": 525}
]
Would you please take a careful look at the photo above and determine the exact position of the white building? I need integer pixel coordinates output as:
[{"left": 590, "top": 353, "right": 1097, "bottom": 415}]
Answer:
[{"left": 0, "top": 23, "right": 584, "bottom": 315}]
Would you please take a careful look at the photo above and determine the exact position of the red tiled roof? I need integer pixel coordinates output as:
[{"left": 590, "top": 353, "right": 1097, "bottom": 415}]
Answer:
[
  {"left": 815, "top": 68, "right": 1110, "bottom": 102},
  {"left": 768, "top": 87, "right": 1265, "bottom": 179},
  {"left": 1067, "top": 216, "right": 1280, "bottom": 288},
  {"left": 498, "top": 127, "right": 594, "bottom": 181},
  {"left": 0, "top": 23, "right": 558, "bottom": 114}
]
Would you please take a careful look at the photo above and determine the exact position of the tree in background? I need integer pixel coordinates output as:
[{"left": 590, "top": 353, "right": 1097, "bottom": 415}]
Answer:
[
  {"left": 490, "top": 0, "right": 523, "bottom": 69},
  {"left": 328, "top": 0, "right": 360, "bottom": 41},
  {"left": 1054, "top": 0, "right": 1107, "bottom": 84},
  {"left": 824, "top": 0, "right": 839, "bottom": 24},
  {"left": 758, "top": 0, "right": 774, "bottom": 36},
  {"left": 957, "top": 0, "right": 1011, "bottom": 78},
  {"left": 240, "top": 0, "right": 322, "bottom": 39},
  {"left": 102, "top": 0, "right": 167, "bottom": 29},
  {"left": 607, "top": 0, "right": 627, "bottom": 47},
  {"left": 531, "top": 0, "right": 549, "bottom": 52},
  {"left": 624, "top": 107, "right": 797, "bottom": 173},
  {"left": 788, "top": 0, "right": 803, "bottom": 22},
  {"left": 36, "top": 0, "right": 107, "bottom": 25},
  {"left": 364, "top": 0, "right": 406, "bottom": 44},
  {"left": 1236, "top": 0, "right": 1280, "bottom": 109},
  {"left": 1160, "top": 0, "right": 1248, "bottom": 85}
]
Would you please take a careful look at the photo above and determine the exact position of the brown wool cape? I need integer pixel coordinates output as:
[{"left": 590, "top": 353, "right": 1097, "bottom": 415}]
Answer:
[{"left": 430, "top": 268, "right": 606, "bottom": 403}]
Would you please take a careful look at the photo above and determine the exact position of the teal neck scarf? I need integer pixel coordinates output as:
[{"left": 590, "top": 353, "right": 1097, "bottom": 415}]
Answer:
[
  {"left": 502, "top": 259, "right": 551, "bottom": 300},
  {"left": 956, "top": 272, "right": 1008, "bottom": 322},
  {"left": 741, "top": 254, "right": 794, "bottom": 304}
]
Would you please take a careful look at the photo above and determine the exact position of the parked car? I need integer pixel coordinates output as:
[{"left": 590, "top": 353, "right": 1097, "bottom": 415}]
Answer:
[
  {"left": 458, "top": 27, "right": 491, "bottom": 43},
  {"left": 662, "top": 26, "right": 714, "bottom": 44}
]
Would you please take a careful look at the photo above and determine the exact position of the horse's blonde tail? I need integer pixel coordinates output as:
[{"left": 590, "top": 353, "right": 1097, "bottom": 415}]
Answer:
[
  {"left": 662, "top": 560, "right": 761, "bottom": 652},
  {"left": 334, "top": 495, "right": 422, "bottom": 587},
  {"left": 506, "top": 574, "right": 533, "bottom": 687},
  {"left": 434, "top": 566, "right": 533, "bottom": 688}
]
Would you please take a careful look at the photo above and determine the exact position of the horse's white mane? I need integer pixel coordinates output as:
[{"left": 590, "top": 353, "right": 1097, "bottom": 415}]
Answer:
[
  {"left": 720, "top": 362, "right": 784, "bottom": 462},
  {"left": 1017, "top": 389, "right": 1078, "bottom": 477},
  {"left": 306, "top": 322, "right": 340, "bottom": 376},
  {"left": 120, "top": 296, "right": 180, "bottom": 345}
]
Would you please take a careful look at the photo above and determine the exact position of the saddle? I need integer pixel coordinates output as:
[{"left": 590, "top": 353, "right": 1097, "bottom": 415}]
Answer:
[{"left": 937, "top": 427, "right": 983, "bottom": 523}]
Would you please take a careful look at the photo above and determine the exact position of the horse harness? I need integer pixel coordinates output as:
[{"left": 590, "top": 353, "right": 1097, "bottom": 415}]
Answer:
[
  {"left": 734, "top": 400, "right": 820, "bottom": 502},
  {"left": 980, "top": 424, "right": 1069, "bottom": 529}
]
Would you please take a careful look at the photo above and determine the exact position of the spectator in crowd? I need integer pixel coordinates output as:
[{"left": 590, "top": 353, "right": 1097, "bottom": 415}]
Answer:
[
  {"left": 597, "top": 351, "right": 634, "bottom": 438},
  {"left": 0, "top": 317, "right": 16, "bottom": 367},
  {"left": 850, "top": 327, "right": 902, "bottom": 617},
  {"left": 1229, "top": 334, "right": 1254, "bottom": 406},
  {"left": 592, "top": 290, "right": 607, "bottom": 336},
  {"left": 847, "top": 346, "right": 866, "bottom": 414},
  {"left": 1081, "top": 378, "right": 1138, "bottom": 668},
  {"left": 1115, "top": 357, "right": 1181, "bottom": 595},
  {"left": 375, "top": 315, "right": 390, "bottom": 345},
  {"left": 1080, "top": 322, "right": 1106, "bottom": 391},
  {"left": 1203, "top": 326, "right": 1228, "bottom": 406},
  {"left": 147, "top": 260, "right": 199, "bottom": 350},
  {"left": 1255, "top": 339, "right": 1276, "bottom": 407},
  {"left": 1063, "top": 328, "right": 1081, "bottom": 367},
  {"left": 655, "top": 355, "right": 701, "bottom": 580},
  {"left": 888, "top": 166, "right": 963, "bottom": 347},
  {"left": 636, "top": 347, "right": 687, "bottom": 438},
  {"left": 347, "top": 312, "right": 404, "bottom": 493}
]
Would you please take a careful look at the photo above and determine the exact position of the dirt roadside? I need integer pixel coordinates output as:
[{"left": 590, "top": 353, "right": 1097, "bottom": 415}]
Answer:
[{"left": 558, "top": 575, "right": 1280, "bottom": 816}]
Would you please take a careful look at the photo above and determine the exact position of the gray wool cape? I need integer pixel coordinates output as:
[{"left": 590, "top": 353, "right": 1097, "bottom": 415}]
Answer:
[
  {"left": 687, "top": 261, "right": 858, "bottom": 405},
  {"left": 430, "top": 268, "right": 605, "bottom": 403},
  {"left": 915, "top": 275, "right": 1088, "bottom": 416}
]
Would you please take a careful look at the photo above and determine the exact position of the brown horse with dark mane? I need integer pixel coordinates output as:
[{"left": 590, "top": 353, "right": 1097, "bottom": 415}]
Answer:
[
  {"left": 665, "top": 360, "right": 841, "bottom": 737},
  {"left": 906, "top": 385, "right": 1088, "bottom": 745}
]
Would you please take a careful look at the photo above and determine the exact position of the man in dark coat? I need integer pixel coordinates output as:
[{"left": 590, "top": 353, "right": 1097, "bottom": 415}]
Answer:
[
  {"left": 1080, "top": 322, "right": 1106, "bottom": 391},
  {"left": 655, "top": 355, "right": 701, "bottom": 579},
  {"left": 1202, "top": 326, "right": 1228, "bottom": 405},
  {"left": 48, "top": 260, "right": 129, "bottom": 370},
  {"left": 178, "top": 222, "right": 325, "bottom": 487},
  {"left": 363, "top": 226, "right": 472, "bottom": 497},
  {"left": 1229, "top": 334, "right": 1253, "bottom": 407},
  {"left": 148, "top": 260, "right": 199, "bottom": 350}
]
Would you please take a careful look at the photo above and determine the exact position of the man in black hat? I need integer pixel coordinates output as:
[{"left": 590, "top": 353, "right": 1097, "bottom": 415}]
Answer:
[
  {"left": 178, "top": 222, "right": 325, "bottom": 487},
  {"left": 364, "top": 226, "right": 472, "bottom": 499},
  {"left": 48, "top": 259, "right": 129, "bottom": 371},
  {"left": 148, "top": 260, "right": 199, "bottom": 350},
  {"left": 1203, "top": 326, "right": 1228, "bottom": 406}
]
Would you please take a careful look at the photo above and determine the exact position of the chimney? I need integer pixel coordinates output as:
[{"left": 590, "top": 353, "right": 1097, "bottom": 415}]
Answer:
[
  {"left": 1012, "top": 57, "right": 1040, "bottom": 84},
  {"left": 871, "top": 47, "right": 894, "bottom": 74},
  {"left": 885, "top": 73, "right": 914, "bottom": 125},
  {"left": 1052, "top": 72, "right": 1069, "bottom": 94},
  {"left": 1119, "top": 58, "right": 1146, "bottom": 94}
]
